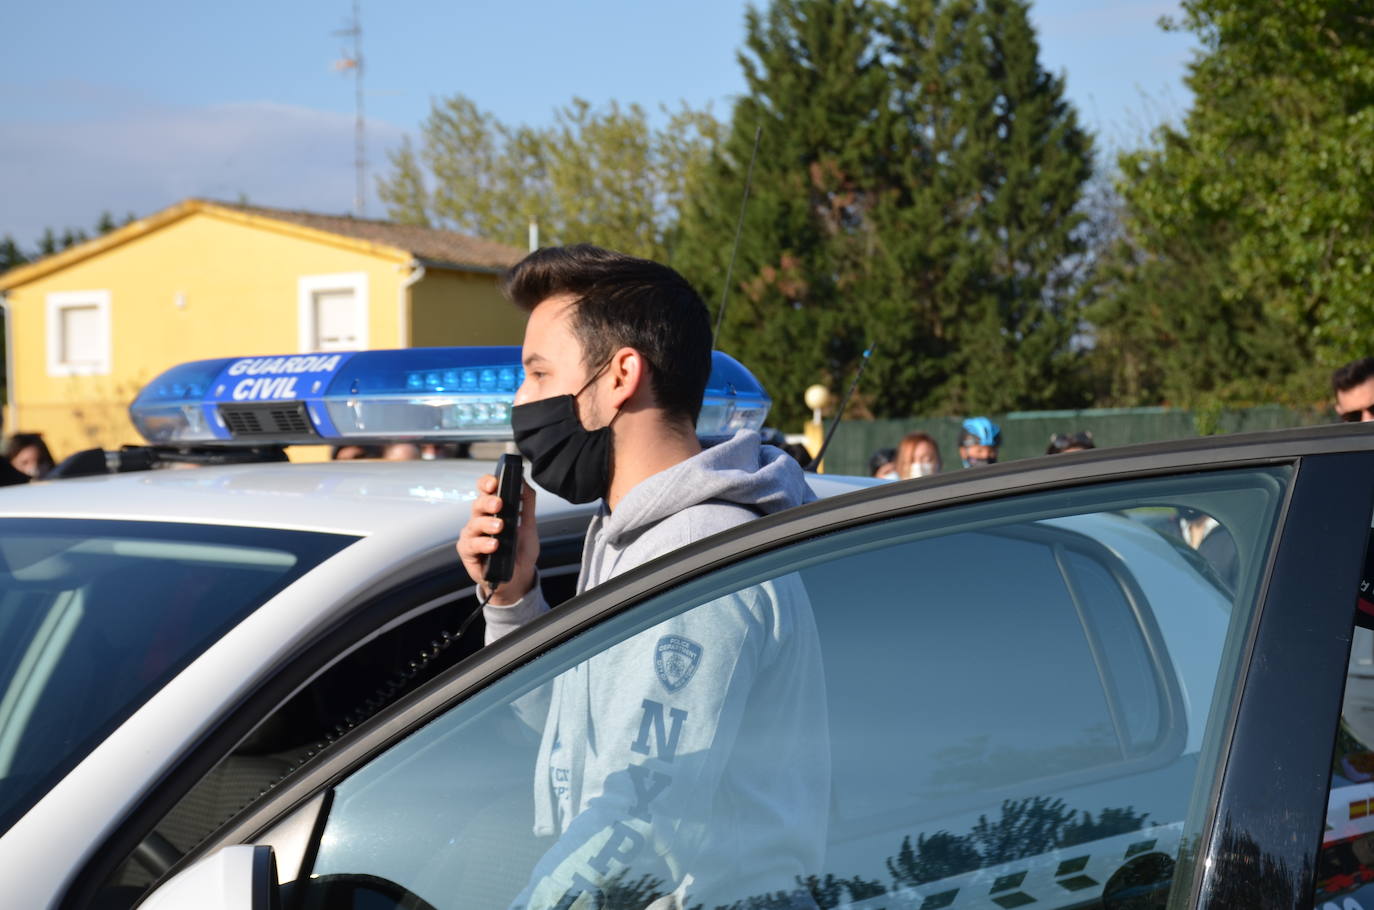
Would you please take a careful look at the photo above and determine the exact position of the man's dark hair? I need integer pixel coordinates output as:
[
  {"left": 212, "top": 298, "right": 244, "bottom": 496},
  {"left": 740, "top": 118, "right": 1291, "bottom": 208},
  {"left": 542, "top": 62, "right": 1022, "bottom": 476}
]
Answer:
[
  {"left": 501, "top": 244, "right": 713, "bottom": 425},
  {"left": 1333, "top": 357, "right": 1374, "bottom": 394}
]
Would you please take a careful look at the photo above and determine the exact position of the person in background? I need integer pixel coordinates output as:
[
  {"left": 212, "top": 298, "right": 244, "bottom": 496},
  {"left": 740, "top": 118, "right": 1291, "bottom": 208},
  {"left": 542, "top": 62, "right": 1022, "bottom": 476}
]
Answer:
[
  {"left": 331, "top": 444, "right": 385, "bottom": 460},
  {"left": 1046, "top": 431, "right": 1095, "bottom": 454},
  {"left": 958, "top": 417, "right": 1001, "bottom": 467},
  {"left": 383, "top": 442, "right": 422, "bottom": 461},
  {"left": 4, "top": 433, "right": 55, "bottom": 479},
  {"left": 1333, "top": 357, "right": 1374, "bottom": 423},
  {"left": 0, "top": 424, "right": 31, "bottom": 487},
  {"left": 420, "top": 442, "right": 468, "bottom": 460},
  {"left": 893, "top": 432, "right": 942, "bottom": 479},
  {"left": 868, "top": 447, "right": 897, "bottom": 480}
]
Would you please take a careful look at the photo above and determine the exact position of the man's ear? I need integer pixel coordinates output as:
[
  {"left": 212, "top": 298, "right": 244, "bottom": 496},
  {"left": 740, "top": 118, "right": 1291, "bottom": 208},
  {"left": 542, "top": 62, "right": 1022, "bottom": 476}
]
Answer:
[{"left": 606, "top": 346, "right": 646, "bottom": 410}]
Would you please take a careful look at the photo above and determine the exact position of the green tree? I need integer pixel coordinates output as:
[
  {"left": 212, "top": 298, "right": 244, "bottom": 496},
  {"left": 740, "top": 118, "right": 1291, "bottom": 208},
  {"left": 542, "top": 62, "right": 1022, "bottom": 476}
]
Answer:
[
  {"left": 1087, "top": 0, "right": 1374, "bottom": 407},
  {"left": 58, "top": 228, "right": 88, "bottom": 250},
  {"left": 674, "top": 0, "right": 1092, "bottom": 426},
  {"left": 673, "top": 0, "right": 891, "bottom": 427},
  {"left": 0, "top": 236, "right": 27, "bottom": 273},
  {"left": 872, "top": 0, "right": 1093, "bottom": 415},
  {"left": 377, "top": 95, "right": 721, "bottom": 261},
  {"left": 4, "top": 211, "right": 138, "bottom": 273},
  {"left": 887, "top": 830, "right": 982, "bottom": 886}
]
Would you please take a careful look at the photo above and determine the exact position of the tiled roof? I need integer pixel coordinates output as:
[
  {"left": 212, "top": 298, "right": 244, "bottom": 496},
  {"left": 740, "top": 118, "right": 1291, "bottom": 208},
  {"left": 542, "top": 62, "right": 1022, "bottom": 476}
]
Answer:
[{"left": 215, "top": 202, "right": 525, "bottom": 271}]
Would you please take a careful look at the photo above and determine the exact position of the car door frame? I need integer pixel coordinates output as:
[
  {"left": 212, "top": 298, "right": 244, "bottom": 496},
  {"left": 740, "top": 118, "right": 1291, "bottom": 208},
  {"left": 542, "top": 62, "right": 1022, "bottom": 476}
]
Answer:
[{"left": 112, "top": 424, "right": 1374, "bottom": 910}]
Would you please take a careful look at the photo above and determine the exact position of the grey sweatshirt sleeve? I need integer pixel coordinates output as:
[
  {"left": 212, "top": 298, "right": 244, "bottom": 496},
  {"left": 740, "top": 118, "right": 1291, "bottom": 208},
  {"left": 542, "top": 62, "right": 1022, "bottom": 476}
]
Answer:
[
  {"left": 484, "top": 577, "right": 555, "bottom": 736},
  {"left": 483, "top": 577, "right": 551, "bottom": 645},
  {"left": 513, "top": 576, "right": 828, "bottom": 910}
]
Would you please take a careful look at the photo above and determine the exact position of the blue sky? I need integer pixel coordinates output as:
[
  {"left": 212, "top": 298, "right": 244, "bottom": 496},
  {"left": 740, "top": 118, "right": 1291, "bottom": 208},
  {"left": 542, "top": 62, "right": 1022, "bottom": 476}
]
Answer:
[{"left": 1, "top": 0, "right": 1196, "bottom": 247}]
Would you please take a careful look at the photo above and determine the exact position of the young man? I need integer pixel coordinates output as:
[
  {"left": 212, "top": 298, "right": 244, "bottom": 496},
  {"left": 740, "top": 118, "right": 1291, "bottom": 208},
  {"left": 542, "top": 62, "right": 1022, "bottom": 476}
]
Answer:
[
  {"left": 456, "top": 245, "right": 828, "bottom": 910},
  {"left": 1333, "top": 357, "right": 1374, "bottom": 423}
]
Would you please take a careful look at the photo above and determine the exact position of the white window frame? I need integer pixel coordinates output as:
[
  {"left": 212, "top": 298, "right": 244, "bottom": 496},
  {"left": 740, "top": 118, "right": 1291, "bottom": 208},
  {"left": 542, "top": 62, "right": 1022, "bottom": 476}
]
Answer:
[
  {"left": 297, "top": 272, "right": 369, "bottom": 353},
  {"left": 46, "top": 290, "right": 112, "bottom": 377}
]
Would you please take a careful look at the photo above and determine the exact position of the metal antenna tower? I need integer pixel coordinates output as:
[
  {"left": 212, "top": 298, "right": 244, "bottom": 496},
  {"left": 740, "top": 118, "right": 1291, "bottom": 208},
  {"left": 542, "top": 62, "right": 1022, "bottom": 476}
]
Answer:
[{"left": 333, "top": 0, "right": 366, "bottom": 216}]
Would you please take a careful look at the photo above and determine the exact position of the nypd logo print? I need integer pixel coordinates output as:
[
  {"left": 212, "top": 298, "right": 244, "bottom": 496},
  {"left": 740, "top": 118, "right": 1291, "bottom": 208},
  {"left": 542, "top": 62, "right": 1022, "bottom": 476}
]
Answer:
[{"left": 654, "top": 635, "right": 703, "bottom": 693}]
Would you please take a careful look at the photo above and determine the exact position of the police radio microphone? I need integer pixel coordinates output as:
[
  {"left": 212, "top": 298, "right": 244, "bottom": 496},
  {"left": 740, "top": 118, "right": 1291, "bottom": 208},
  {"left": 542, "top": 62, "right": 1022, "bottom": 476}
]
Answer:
[{"left": 483, "top": 453, "right": 523, "bottom": 588}]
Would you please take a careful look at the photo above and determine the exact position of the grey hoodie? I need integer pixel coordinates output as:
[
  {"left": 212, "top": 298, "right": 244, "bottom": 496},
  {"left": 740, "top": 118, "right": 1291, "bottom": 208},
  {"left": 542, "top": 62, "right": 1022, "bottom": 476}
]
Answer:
[{"left": 484, "top": 430, "right": 829, "bottom": 910}]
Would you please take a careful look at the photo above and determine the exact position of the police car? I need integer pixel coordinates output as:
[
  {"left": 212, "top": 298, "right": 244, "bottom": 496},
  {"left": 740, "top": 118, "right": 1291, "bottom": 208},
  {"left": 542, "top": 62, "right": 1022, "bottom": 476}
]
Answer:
[
  {"left": 0, "top": 346, "right": 872, "bottom": 910},
  {"left": 5, "top": 350, "right": 1374, "bottom": 910}
]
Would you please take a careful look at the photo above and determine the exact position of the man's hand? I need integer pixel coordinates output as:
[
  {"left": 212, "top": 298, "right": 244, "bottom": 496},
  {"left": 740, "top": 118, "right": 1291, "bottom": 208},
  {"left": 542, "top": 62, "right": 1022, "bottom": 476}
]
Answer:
[{"left": 457, "top": 473, "right": 539, "bottom": 604}]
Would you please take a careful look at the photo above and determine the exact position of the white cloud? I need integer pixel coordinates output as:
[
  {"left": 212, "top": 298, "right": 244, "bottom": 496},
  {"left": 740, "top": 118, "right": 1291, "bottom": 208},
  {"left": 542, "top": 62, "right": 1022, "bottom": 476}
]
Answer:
[{"left": 0, "top": 91, "right": 405, "bottom": 247}]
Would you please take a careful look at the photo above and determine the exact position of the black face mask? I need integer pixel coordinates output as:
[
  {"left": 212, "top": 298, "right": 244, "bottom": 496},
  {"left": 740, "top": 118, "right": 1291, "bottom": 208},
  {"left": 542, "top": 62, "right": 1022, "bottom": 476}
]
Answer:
[{"left": 510, "top": 366, "right": 618, "bottom": 504}]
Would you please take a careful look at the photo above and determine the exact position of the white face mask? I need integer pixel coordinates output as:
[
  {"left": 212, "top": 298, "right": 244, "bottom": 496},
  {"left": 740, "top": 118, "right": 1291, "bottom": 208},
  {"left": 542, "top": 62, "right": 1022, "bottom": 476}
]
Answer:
[
  {"left": 907, "top": 462, "right": 939, "bottom": 478},
  {"left": 879, "top": 470, "right": 899, "bottom": 481}
]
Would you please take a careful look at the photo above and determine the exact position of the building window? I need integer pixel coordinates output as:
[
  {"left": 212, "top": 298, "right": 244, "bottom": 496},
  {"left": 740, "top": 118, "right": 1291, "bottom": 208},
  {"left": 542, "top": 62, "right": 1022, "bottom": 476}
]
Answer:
[
  {"left": 46, "top": 290, "right": 112, "bottom": 376},
  {"left": 298, "top": 273, "right": 368, "bottom": 352}
]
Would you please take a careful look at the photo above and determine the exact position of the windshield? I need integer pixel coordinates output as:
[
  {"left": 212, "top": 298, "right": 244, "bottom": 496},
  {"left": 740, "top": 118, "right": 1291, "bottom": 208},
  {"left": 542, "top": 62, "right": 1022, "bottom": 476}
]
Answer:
[{"left": 0, "top": 518, "right": 355, "bottom": 834}]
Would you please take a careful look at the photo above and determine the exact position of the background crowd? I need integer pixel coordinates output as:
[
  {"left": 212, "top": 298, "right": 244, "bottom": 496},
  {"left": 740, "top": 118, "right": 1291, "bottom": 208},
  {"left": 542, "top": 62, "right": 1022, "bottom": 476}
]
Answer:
[{"left": 4, "top": 355, "right": 1374, "bottom": 488}]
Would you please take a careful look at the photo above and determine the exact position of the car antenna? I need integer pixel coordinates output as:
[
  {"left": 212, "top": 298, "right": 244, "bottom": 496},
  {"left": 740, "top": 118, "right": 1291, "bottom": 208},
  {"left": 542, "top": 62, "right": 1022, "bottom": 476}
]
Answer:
[
  {"left": 807, "top": 343, "right": 876, "bottom": 472},
  {"left": 713, "top": 122, "right": 763, "bottom": 341}
]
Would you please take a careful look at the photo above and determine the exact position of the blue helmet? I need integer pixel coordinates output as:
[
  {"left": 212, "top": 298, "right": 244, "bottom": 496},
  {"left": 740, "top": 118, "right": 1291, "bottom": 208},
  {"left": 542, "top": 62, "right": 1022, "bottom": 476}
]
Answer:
[{"left": 960, "top": 417, "right": 1001, "bottom": 448}]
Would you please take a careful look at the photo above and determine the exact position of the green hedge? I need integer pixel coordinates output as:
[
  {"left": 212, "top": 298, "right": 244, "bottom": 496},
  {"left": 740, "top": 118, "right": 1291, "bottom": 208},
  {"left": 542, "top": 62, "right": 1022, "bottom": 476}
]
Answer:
[{"left": 817, "top": 405, "right": 1331, "bottom": 476}]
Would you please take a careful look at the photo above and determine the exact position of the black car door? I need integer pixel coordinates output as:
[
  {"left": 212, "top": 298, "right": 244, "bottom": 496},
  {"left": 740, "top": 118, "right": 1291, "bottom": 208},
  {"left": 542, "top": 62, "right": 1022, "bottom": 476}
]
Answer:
[{"left": 129, "top": 427, "right": 1374, "bottom": 910}]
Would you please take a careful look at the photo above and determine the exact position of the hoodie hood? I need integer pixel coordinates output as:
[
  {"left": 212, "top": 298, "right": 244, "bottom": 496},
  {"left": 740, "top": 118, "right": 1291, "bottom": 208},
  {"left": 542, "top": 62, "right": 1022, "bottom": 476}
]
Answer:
[{"left": 601, "top": 430, "right": 814, "bottom": 550}]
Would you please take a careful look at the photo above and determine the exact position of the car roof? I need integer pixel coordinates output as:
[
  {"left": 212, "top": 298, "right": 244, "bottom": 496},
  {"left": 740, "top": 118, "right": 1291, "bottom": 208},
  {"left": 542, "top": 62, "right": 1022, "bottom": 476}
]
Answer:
[
  {"left": 0, "top": 459, "right": 527, "bottom": 536},
  {"left": 0, "top": 456, "right": 880, "bottom": 537},
  {"left": 13, "top": 420, "right": 1361, "bottom": 540}
]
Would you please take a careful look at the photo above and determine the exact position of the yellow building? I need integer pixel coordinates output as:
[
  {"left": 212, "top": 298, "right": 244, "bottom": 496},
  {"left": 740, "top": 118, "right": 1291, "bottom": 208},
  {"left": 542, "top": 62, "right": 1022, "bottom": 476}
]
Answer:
[{"left": 0, "top": 199, "right": 527, "bottom": 460}]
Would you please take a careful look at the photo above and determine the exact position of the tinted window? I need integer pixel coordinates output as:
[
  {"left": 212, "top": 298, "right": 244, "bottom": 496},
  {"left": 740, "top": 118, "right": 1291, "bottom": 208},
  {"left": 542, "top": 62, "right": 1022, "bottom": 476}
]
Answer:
[
  {"left": 268, "top": 468, "right": 1286, "bottom": 910},
  {"left": 809, "top": 530, "right": 1122, "bottom": 814},
  {"left": 1065, "top": 549, "right": 1163, "bottom": 754},
  {"left": 0, "top": 518, "right": 353, "bottom": 834}
]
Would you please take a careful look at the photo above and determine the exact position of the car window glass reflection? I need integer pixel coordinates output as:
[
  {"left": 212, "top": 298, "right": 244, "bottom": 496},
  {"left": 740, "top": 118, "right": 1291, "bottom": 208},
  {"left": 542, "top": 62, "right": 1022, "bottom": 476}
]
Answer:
[
  {"left": 274, "top": 468, "right": 1287, "bottom": 910},
  {"left": 1316, "top": 531, "right": 1374, "bottom": 908},
  {"left": 0, "top": 519, "right": 352, "bottom": 839},
  {"left": 1119, "top": 506, "right": 1239, "bottom": 597}
]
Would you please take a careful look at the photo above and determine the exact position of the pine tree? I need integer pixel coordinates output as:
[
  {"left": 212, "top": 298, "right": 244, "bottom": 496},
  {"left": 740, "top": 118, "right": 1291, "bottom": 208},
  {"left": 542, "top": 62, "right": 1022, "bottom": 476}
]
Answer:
[
  {"left": 0, "top": 236, "right": 27, "bottom": 273},
  {"left": 675, "top": 0, "right": 1091, "bottom": 425},
  {"left": 673, "top": 0, "right": 890, "bottom": 427},
  {"left": 871, "top": 0, "right": 1092, "bottom": 415},
  {"left": 58, "top": 228, "right": 88, "bottom": 250}
]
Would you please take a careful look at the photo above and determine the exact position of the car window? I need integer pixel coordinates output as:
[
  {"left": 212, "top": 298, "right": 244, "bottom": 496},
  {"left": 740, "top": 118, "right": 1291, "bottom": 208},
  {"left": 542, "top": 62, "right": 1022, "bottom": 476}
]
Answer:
[
  {"left": 262, "top": 468, "right": 1287, "bottom": 910},
  {"left": 0, "top": 519, "right": 353, "bottom": 837},
  {"left": 1315, "top": 531, "right": 1374, "bottom": 910},
  {"left": 97, "top": 545, "right": 588, "bottom": 907}
]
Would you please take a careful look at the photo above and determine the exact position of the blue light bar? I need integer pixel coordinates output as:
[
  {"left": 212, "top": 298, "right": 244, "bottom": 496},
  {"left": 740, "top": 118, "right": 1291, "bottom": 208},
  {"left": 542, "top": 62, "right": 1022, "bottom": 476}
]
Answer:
[
  {"left": 128, "top": 357, "right": 237, "bottom": 444},
  {"left": 697, "top": 351, "right": 771, "bottom": 441},
  {"left": 129, "top": 347, "right": 770, "bottom": 446}
]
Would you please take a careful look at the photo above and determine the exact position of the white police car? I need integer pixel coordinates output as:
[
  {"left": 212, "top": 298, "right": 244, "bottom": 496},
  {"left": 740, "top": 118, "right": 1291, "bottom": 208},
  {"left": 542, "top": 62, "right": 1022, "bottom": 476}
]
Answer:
[
  {"left": 0, "top": 347, "right": 872, "bottom": 910},
  {"left": 6, "top": 350, "right": 1374, "bottom": 910}
]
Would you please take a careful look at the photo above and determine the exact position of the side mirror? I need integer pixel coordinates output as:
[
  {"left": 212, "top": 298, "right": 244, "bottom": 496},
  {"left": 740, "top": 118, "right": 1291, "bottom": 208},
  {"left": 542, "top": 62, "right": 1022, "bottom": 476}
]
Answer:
[{"left": 138, "top": 844, "right": 280, "bottom": 910}]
